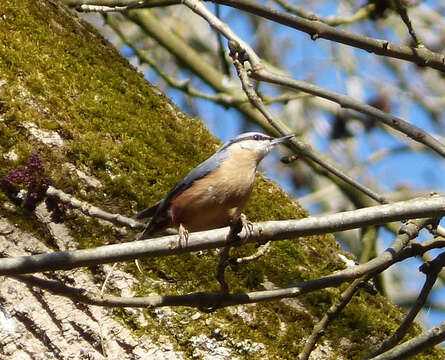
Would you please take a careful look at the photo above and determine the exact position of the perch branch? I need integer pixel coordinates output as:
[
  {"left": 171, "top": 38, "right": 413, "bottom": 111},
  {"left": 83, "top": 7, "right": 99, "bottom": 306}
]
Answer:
[{"left": 1, "top": 197, "right": 444, "bottom": 275}]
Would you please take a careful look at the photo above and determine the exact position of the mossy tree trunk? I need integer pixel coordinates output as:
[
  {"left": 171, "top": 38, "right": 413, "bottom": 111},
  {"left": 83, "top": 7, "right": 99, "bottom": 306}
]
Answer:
[{"left": 0, "top": 0, "right": 443, "bottom": 359}]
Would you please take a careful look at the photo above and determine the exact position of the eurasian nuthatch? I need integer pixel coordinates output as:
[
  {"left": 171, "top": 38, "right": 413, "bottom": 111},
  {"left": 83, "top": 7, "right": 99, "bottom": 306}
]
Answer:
[{"left": 136, "top": 132, "right": 293, "bottom": 240}]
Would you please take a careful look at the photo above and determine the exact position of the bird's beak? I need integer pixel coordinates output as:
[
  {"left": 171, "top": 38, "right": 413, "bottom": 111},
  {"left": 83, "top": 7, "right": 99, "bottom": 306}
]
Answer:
[{"left": 271, "top": 134, "right": 294, "bottom": 146}]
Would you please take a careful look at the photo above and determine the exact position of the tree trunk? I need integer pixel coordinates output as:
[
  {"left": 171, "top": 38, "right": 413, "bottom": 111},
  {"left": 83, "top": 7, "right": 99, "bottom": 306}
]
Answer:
[{"left": 0, "top": 0, "right": 442, "bottom": 359}]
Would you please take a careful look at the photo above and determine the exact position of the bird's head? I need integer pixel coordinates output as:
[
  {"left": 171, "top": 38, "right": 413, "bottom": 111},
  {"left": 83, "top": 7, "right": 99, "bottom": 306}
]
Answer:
[{"left": 219, "top": 132, "right": 293, "bottom": 163}]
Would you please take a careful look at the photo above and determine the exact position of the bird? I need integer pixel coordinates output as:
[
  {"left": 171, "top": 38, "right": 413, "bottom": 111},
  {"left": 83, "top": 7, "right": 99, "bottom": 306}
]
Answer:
[{"left": 136, "top": 132, "right": 294, "bottom": 241}]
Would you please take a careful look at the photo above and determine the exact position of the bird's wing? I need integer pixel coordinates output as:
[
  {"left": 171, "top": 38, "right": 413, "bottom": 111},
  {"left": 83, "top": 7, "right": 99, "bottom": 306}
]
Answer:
[
  {"left": 162, "top": 149, "right": 230, "bottom": 205},
  {"left": 136, "top": 200, "right": 162, "bottom": 220}
]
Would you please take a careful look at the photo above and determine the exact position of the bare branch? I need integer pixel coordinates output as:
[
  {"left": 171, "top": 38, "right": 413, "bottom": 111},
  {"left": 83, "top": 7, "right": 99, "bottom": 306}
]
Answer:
[
  {"left": 298, "top": 274, "right": 373, "bottom": 360},
  {"left": 227, "top": 41, "right": 387, "bottom": 204},
  {"left": 368, "top": 252, "right": 445, "bottom": 358},
  {"left": 252, "top": 68, "right": 445, "bottom": 159},
  {"left": 46, "top": 186, "right": 143, "bottom": 230},
  {"left": 1, "top": 197, "right": 445, "bottom": 275},
  {"left": 209, "top": 0, "right": 445, "bottom": 72},
  {"left": 273, "top": 0, "right": 376, "bottom": 27},
  {"left": 368, "top": 320, "right": 445, "bottom": 360},
  {"left": 67, "top": 0, "right": 442, "bottom": 77},
  {"left": 9, "top": 219, "right": 431, "bottom": 311}
]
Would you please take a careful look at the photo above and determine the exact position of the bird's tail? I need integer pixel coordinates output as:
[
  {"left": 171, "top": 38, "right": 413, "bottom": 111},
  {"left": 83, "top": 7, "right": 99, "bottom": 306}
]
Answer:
[
  {"left": 136, "top": 201, "right": 161, "bottom": 220},
  {"left": 137, "top": 212, "right": 171, "bottom": 240},
  {"left": 137, "top": 225, "right": 154, "bottom": 240},
  {"left": 137, "top": 200, "right": 171, "bottom": 240},
  {"left": 136, "top": 202, "right": 160, "bottom": 240}
]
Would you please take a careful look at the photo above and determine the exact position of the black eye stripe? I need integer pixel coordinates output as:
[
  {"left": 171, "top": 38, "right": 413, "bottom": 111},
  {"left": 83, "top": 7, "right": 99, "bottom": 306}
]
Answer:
[
  {"left": 218, "top": 133, "right": 272, "bottom": 152},
  {"left": 246, "top": 134, "right": 270, "bottom": 141}
]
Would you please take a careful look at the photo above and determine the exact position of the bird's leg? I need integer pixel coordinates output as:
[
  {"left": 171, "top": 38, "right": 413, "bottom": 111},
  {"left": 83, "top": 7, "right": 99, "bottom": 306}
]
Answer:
[
  {"left": 227, "top": 217, "right": 243, "bottom": 243},
  {"left": 178, "top": 223, "right": 189, "bottom": 247}
]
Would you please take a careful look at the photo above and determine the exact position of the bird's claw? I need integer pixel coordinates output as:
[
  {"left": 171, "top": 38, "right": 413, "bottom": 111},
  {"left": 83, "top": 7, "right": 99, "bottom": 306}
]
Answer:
[
  {"left": 228, "top": 214, "right": 254, "bottom": 246},
  {"left": 178, "top": 223, "right": 189, "bottom": 248}
]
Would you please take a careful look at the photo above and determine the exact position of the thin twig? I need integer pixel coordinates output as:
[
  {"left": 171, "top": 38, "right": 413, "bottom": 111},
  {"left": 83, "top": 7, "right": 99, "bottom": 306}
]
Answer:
[
  {"left": 100, "top": 262, "right": 118, "bottom": 295},
  {"left": 368, "top": 321, "right": 445, "bottom": 360},
  {"left": 68, "top": 0, "right": 178, "bottom": 11},
  {"left": 228, "top": 40, "right": 386, "bottom": 204},
  {"left": 368, "top": 252, "right": 445, "bottom": 358},
  {"left": 46, "top": 186, "right": 143, "bottom": 230},
  {"left": 298, "top": 274, "right": 373, "bottom": 360},
  {"left": 216, "top": 245, "right": 231, "bottom": 293},
  {"left": 208, "top": 0, "right": 445, "bottom": 72},
  {"left": 215, "top": 3, "right": 232, "bottom": 76},
  {"left": 393, "top": 0, "right": 423, "bottom": 48},
  {"left": 273, "top": 0, "right": 376, "bottom": 27},
  {"left": 231, "top": 241, "right": 271, "bottom": 264},
  {"left": 421, "top": 251, "right": 445, "bottom": 284}
]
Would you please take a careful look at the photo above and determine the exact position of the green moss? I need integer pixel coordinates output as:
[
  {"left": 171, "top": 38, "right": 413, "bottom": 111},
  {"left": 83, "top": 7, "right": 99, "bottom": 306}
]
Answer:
[{"left": 0, "top": 0, "right": 443, "bottom": 359}]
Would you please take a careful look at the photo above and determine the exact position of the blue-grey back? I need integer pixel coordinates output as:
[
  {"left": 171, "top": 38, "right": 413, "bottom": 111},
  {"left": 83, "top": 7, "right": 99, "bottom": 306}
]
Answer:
[{"left": 157, "top": 147, "right": 231, "bottom": 211}]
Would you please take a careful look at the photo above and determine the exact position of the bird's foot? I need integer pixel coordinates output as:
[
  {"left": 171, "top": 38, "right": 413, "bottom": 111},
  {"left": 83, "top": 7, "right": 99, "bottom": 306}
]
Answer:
[
  {"left": 228, "top": 214, "right": 253, "bottom": 246},
  {"left": 241, "top": 214, "right": 254, "bottom": 238},
  {"left": 178, "top": 223, "right": 189, "bottom": 247}
]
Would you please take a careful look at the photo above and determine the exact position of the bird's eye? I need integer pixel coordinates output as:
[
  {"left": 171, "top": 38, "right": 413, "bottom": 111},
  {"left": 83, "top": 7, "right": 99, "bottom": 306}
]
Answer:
[{"left": 253, "top": 135, "right": 260, "bottom": 140}]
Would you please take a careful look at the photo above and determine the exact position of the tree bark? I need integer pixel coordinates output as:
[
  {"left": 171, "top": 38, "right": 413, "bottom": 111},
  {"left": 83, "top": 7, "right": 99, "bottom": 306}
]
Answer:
[{"left": 0, "top": 0, "right": 442, "bottom": 359}]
